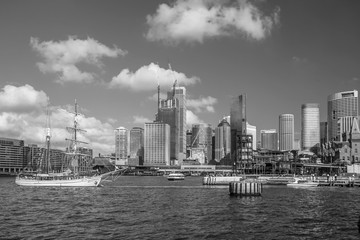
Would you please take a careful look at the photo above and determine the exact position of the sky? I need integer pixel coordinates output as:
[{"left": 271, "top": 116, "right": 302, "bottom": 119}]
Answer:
[{"left": 0, "top": 0, "right": 359, "bottom": 156}]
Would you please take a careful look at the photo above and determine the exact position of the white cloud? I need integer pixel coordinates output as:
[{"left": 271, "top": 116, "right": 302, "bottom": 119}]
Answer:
[
  {"left": 0, "top": 84, "right": 116, "bottom": 156},
  {"left": 186, "top": 110, "right": 204, "bottom": 129},
  {"left": 133, "top": 115, "right": 152, "bottom": 125},
  {"left": 30, "top": 36, "right": 127, "bottom": 84},
  {"left": 145, "top": 0, "right": 280, "bottom": 45},
  {"left": 109, "top": 62, "right": 200, "bottom": 91},
  {"left": 187, "top": 96, "right": 217, "bottom": 113},
  {"left": 0, "top": 84, "right": 48, "bottom": 113}
]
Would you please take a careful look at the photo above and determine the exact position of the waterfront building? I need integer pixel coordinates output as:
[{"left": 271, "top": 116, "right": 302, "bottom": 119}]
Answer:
[
  {"left": 215, "top": 119, "right": 231, "bottom": 163},
  {"left": 301, "top": 103, "right": 320, "bottom": 151},
  {"left": 115, "top": 127, "right": 130, "bottom": 166},
  {"left": 191, "top": 123, "right": 213, "bottom": 164},
  {"left": 0, "top": 138, "right": 25, "bottom": 174},
  {"left": 328, "top": 90, "right": 358, "bottom": 141},
  {"left": 279, "top": 114, "right": 294, "bottom": 151},
  {"left": 144, "top": 122, "right": 170, "bottom": 166},
  {"left": 129, "top": 127, "right": 144, "bottom": 165},
  {"left": 230, "top": 94, "right": 253, "bottom": 171},
  {"left": 260, "top": 129, "right": 278, "bottom": 151}
]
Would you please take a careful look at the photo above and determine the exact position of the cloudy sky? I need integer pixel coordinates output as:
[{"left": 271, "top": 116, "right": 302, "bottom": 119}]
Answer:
[{"left": 0, "top": 0, "right": 359, "bottom": 155}]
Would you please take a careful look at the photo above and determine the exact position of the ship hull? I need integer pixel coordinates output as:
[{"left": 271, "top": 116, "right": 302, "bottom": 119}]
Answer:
[{"left": 15, "top": 176, "right": 102, "bottom": 187}]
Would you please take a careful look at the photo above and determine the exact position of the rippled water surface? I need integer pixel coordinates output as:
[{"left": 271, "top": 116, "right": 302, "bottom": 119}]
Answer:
[{"left": 1, "top": 176, "right": 360, "bottom": 239}]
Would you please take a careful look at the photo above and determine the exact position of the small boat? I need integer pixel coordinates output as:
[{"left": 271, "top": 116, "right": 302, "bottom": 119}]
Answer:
[
  {"left": 167, "top": 173, "right": 185, "bottom": 181},
  {"left": 287, "top": 177, "right": 318, "bottom": 188}
]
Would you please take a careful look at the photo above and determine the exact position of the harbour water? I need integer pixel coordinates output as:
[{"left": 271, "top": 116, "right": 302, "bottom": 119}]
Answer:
[{"left": 1, "top": 176, "right": 360, "bottom": 239}]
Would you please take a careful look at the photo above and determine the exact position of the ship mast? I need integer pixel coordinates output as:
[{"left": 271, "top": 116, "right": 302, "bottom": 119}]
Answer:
[{"left": 65, "top": 99, "right": 88, "bottom": 174}]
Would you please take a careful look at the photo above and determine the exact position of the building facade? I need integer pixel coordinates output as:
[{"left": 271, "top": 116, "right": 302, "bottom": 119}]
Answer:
[
  {"left": 157, "top": 97, "right": 180, "bottom": 164},
  {"left": 301, "top": 103, "right": 320, "bottom": 151},
  {"left": 144, "top": 122, "right": 170, "bottom": 166},
  {"left": 320, "top": 122, "right": 328, "bottom": 146},
  {"left": 214, "top": 119, "right": 231, "bottom": 163},
  {"left": 191, "top": 123, "right": 213, "bottom": 164},
  {"left": 115, "top": 127, "right": 129, "bottom": 166},
  {"left": 0, "top": 138, "right": 25, "bottom": 174},
  {"left": 230, "top": 94, "right": 253, "bottom": 170},
  {"left": 247, "top": 122, "right": 257, "bottom": 150},
  {"left": 328, "top": 90, "right": 358, "bottom": 141},
  {"left": 170, "top": 87, "right": 187, "bottom": 162},
  {"left": 260, "top": 129, "right": 278, "bottom": 151},
  {"left": 129, "top": 127, "right": 144, "bottom": 165},
  {"left": 279, "top": 114, "right": 294, "bottom": 151}
]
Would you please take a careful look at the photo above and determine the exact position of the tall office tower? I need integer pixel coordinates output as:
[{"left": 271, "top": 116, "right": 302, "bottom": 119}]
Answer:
[
  {"left": 320, "top": 122, "right": 328, "bottom": 145},
  {"left": 129, "top": 127, "right": 144, "bottom": 165},
  {"left": 260, "top": 129, "right": 278, "bottom": 150},
  {"left": 328, "top": 90, "right": 358, "bottom": 141},
  {"left": 230, "top": 94, "right": 252, "bottom": 170},
  {"left": 279, "top": 114, "right": 294, "bottom": 151},
  {"left": 301, "top": 103, "right": 320, "bottom": 151},
  {"left": 144, "top": 122, "right": 170, "bottom": 166},
  {"left": 157, "top": 97, "right": 180, "bottom": 165},
  {"left": 191, "top": 123, "right": 213, "bottom": 164},
  {"left": 247, "top": 122, "right": 257, "bottom": 150},
  {"left": 115, "top": 127, "right": 129, "bottom": 166},
  {"left": 0, "top": 138, "right": 25, "bottom": 174},
  {"left": 168, "top": 87, "right": 187, "bottom": 162},
  {"left": 338, "top": 116, "right": 360, "bottom": 141},
  {"left": 215, "top": 119, "right": 231, "bottom": 163},
  {"left": 186, "top": 130, "right": 192, "bottom": 158}
]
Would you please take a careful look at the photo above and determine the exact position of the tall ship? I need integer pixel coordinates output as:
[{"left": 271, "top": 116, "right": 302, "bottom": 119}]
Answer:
[{"left": 15, "top": 100, "right": 116, "bottom": 187}]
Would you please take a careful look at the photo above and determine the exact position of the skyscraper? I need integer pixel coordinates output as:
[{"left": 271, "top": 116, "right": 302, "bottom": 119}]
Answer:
[
  {"left": 157, "top": 97, "right": 180, "bottom": 164},
  {"left": 301, "top": 103, "right": 320, "bottom": 151},
  {"left": 130, "top": 127, "right": 144, "bottom": 165},
  {"left": 260, "top": 129, "right": 278, "bottom": 150},
  {"left": 230, "top": 94, "right": 252, "bottom": 170},
  {"left": 320, "top": 122, "right": 328, "bottom": 145},
  {"left": 115, "top": 127, "right": 129, "bottom": 165},
  {"left": 279, "top": 114, "right": 294, "bottom": 151},
  {"left": 144, "top": 122, "right": 170, "bottom": 166},
  {"left": 215, "top": 119, "right": 231, "bottom": 163},
  {"left": 170, "top": 87, "right": 187, "bottom": 162},
  {"left": 247, "top": 122, "right": 257, "bottom": 150},
  {"left": 191, "top": 123, "right": 212, "bottom": 164},
  {"left": 328, "top": 90, "right": 358, "bottom": 141}
]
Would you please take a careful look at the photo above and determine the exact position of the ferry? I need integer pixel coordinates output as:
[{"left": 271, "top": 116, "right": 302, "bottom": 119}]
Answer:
[{"left": 167, "top": 173, "right": 185, "bottom": 181}]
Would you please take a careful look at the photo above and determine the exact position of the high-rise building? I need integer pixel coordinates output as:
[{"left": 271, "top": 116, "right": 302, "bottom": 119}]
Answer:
[
  {"left": 320, "top": 122, "right": 328, "bottom": 146},
  {"left": 260, "top": 129, "right": 278, "bottom": 150},
  {"left": 144, "top": 122, "right": 170, "bottom": 166},
  {"left": 230, "top": 95, "right": 252, "bottom": 170},
  {"left": 170, "top": 87, "right": 187, "bottom": 162},
  {"left": 115, "top": 127, "right": 129, "bottom": 165},
  {"left": 328, "top": 90, "right": 358, "bottom": 141},
  {"left": 191, "top": 123, "right": 212, "bottom": 164},
  {"left": 279, "top": 114, "right": 294, "bottom": 151},
  {"left": 215, "top": 119, "right": 231, "bottom": 163},
  {"left": 129, "top": 127, "right": 144, "bottom": 165},
  {"left": 247, "top": 122, "right": 257, "bottom": 150},
  {"left": 157, "top": 97, "right": 180, "bottom": 164},
  {"left": 301, "top": 103, "right": 320, "bottom": 151}
]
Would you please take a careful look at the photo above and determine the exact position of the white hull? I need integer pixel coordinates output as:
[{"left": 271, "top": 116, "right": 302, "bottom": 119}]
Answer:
[
  {"left": 167, "top": 173, "right": 185, "bottom": 181},
  {"left": 15, "top": 176, "right": 102, "bottom": 187},
  {"left": 287, "top": 178, "right": 318, "bottom": 188}
]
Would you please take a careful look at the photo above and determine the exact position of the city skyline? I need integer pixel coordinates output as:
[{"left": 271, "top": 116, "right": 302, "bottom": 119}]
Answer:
[{"left": 1, "top": 0, "right": 360, "bottom": 155}]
